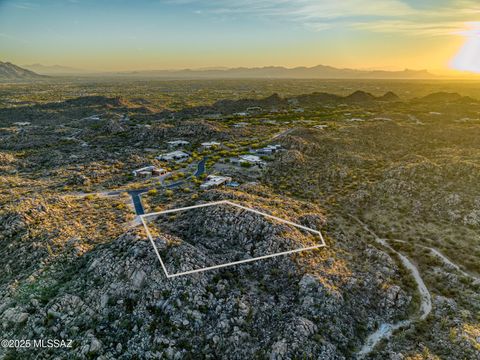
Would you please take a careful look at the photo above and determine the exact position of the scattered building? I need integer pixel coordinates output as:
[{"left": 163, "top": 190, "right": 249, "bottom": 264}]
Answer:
[
  {"left": 294, "top": 108, "right": 305, "bottom": 113},
  {"left": 200, "top": 175, "right": 232, "bottom": 189},
  {"left": 85, "top": 115, "right": 101, "bottom": 120},
  {"left": 314, "top": 125, "right": 328, "bottom": 130},
  {"left": 246, "top": 106, "right": 263, "bottom": 114},
  {"left": 347, "top": 118, "right": 365, "bottom": 122},
  {"left": 157, "top": 150, "right": 190, "bottom": 162},
  {"left": 263, "top": 119, "right": 278, "bottom": 125},
  {"left": 13, "top": 122, "right": 31, "bottom": 126},
  {"left": 233, "top": 122, "right": 249, "bottom": 128},
  {"left": 167, "top": 140, "right": 190, "bottom": 148},
  {"left": 238, "top": 154, "right": 266, "bottom": 167},
  {"left": 233, "top": 112, "right": 248, "bottom": 117},
  {"left": 204, "top": 113, "right": 222, "bottom": 120},
  {"left": 201, "top": 141, "right": 221, "bottom": 149},
  {"left": 254, "top": 144, "right": 283, "bottom": 155},
  {"left": 132, "top": 166, "right": 168, "bottom": 177}
]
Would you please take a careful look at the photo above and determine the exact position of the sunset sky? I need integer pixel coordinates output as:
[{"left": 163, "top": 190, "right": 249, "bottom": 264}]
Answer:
[{"left": 0, "top": 0, "right": 479, "bottom": 74}]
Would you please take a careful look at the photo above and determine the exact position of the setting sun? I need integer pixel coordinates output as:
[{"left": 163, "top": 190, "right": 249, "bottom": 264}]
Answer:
[{"left": 451, "top": 22, "right": 480, "bottom": 73}]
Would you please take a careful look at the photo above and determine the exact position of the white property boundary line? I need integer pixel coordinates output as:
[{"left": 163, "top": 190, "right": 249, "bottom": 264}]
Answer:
[{"left": 140, "top": 200, "right": 327, "bottom": 278}]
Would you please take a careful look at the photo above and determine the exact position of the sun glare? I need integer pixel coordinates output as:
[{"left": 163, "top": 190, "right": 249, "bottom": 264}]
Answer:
[{"left": 451, "top": 22, "right": 480, "bottom": 73}]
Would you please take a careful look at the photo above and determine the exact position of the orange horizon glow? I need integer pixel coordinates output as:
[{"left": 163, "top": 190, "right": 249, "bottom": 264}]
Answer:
[{"left": 1, "top": 1, "right": 480, "bottom": 78}]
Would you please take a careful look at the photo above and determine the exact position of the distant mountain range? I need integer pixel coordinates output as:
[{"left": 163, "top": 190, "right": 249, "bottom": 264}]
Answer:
[
  {"left": 15, "top": 62, "right": 438, "bottom": 79},
  {"left": 118, "top": 65, "right": 436, "bottom": 80},
  {"left": 0, "top": 62, "right": 45, "bottom": 81}
]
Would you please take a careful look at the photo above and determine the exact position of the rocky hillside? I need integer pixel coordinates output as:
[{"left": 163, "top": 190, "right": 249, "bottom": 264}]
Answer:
[
  {"left": 163, "top": 90, "right": 400, "bottom": 118},
  {"left": 265, "top": 118, "right": 480, "bottom": 359},
  {"left": 0, "top": 187, "right": 413, "bottom": 359}
]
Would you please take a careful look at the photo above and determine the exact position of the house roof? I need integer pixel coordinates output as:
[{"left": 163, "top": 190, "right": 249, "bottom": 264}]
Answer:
[
  {"left": 158, "top": 150, "right": 190, "bottom": 159},
  {"left": 167, "top": 140, "right": 189, "bottom": 144},
  {"left": 201, "top": 141, "right": 221, "bottom": 146},
  {"left": 240, "top": 154, "right": 263, "bottom": 163}
]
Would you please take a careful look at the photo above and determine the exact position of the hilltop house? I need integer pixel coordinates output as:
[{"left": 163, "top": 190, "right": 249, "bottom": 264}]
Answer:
[
  {"left": 201, "top": 141, "right": 221, "bottom": 149},
  {"left": 233, "top": 122, "right": 249, "bottom": 128},
  {"left": 254, "top": 144, "right": 283, "bottom": 155},
  {"left": 167, "top": 140, "right": 190, "bottom": 148},
  {"left": 239, "top": 154, "right": 264, "bottom": 164},
  {"left": 157, "top": 150, "right": 190, "bottom": 162},
  {"left": 204, "top": 113, "right": 222, "bottom": 120},
  {"left": 230, "top": 154, "right": 266, "bottom": 168},
  {"left": 85, "top": 114, "right": 100, "bottom": 120},
  {"left": 246, "top": 106, "right": 263, "bottom": 115},
  {"left": 200, "top": 175, "right": 232, "bottom": 189},
  {"left": 132, "top": 166, "right": 167, "bottom": 177}
]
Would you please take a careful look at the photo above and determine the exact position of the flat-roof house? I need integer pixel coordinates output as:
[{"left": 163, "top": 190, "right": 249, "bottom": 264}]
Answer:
[
  {"left": 233, "top": 122, "right": 249, "bottom": 128},
  {"left": 204, "top": 113, "right": 222, "bottom": 120},
  {"left": 239, "top": 154, "right": 266, "bottom": 166},
  {"left": 132, "top": 166, "right": 168, "bottom": 177},
  {"left": 246, "top": 106, "right": 263, "bottom": 114},
  {"left": 167, "top": 140, "right": 190, "bottom": 148},
  {"left": 200, "top": 175, "right": 232, "bottom": 189},
  {"left": 254, "top": 144, "right": 283, "bottom": 155},
  {"left": 156, "top": 150, "right": 190, "bottom": 162},
  {"left": 201, "top": 141, "right": 221, "bottom": 149}
]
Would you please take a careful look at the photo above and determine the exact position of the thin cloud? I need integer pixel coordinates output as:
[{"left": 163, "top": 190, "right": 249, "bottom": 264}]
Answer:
[
  {"left": 169, "top": 0, "right": 480, "bottom": 36},
  {"left": 353, "top": 20, "right": 470, "bottom": 37}
]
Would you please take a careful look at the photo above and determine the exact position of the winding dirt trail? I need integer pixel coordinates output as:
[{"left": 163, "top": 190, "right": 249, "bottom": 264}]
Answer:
[
  {"left": 391, "top": 239, "right": 479, "bottom": 282},
  {"left": 351, "top": 216, "right": 432, "bottom": 358}
]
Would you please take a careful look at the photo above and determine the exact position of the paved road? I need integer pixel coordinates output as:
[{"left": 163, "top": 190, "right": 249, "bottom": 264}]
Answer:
[
  {"left": 128, "top": 189, "right": 148, "bottom": 215},
  {"left": 193, "top": 157, "right": 206, "bottom": 177},
  {"left": 165, "top": 157, "right": 207, "bottom": 189}
]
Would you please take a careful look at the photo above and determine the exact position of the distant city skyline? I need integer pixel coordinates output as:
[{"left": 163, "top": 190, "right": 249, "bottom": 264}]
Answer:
[{"left": 1, "top": 0, "right": 479, "bottom": 75}]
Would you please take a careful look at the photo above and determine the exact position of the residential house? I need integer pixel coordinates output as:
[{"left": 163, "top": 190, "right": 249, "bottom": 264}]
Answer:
[
  {"left": 132, "top": 166, "right": 168, "bottom": 177},
  {"left": 239, "top": 154, "right": 266, "bottom": 167},
  {"left": 233, "top": 122, "right": 249, "bottom": 128},
  {"left": 201, "top": 141, "right": 221, "bottom": 149},
  {"left": 246, "top": 106, "right": 263, "bottom": 115},
  {"left": 167, "top": 140, "right": 190, "bottom": 148},
  {"left": 200, "top": 175, "right": 232, "bottom": 189},
  {"left": 233, "top": 112, "right": 248, "bottom": 117},
  {"left": 254, "top": 144, "right": 283, "bottom": 155},
  {"left": 157, "top": 151, "right": 190, "bottom": 162}
]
